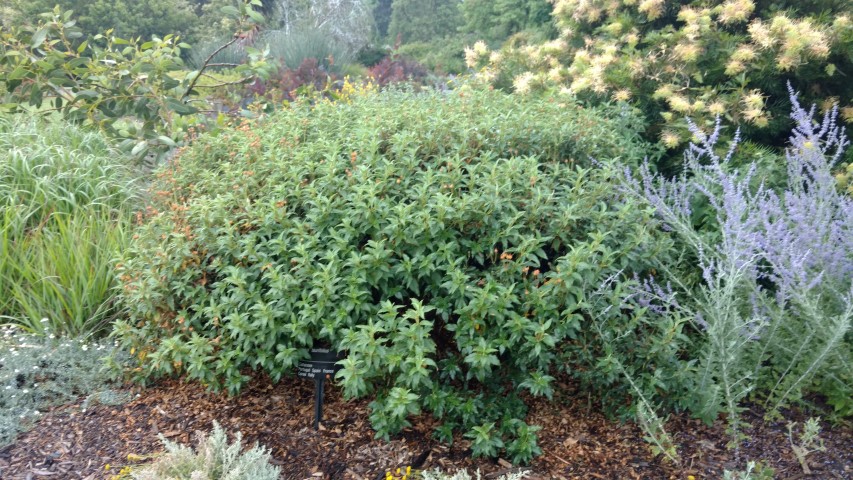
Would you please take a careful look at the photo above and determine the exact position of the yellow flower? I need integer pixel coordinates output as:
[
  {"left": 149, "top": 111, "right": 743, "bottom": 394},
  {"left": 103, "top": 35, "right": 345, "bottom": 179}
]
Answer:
[
  {"left": 638, "top": 0, "right": 665, "bottom": 20},
  {"left": 668, "top": 94, "right": 692, "bottom": 113},
  {"left": 661, "top": 131, "right": 681, "bottom": 148},
  {"left": 105, "top": 464, "right": 111, "bottom": 471},
  {"left": 513, "top": 72, "right": 536, "bottom": 95},
  {"left": 718, "top": 0, "right": 755, "bottom": 25},
  {"left": 708, "top": 101, "right": 727, "bottom": 116}
]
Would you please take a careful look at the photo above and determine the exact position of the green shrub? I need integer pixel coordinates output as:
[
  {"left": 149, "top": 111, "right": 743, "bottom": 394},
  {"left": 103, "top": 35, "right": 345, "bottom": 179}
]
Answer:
[
  {"left": 131, "top": 421, "right": 280, "bottom": 480},
  {"left": 114, "top": 87, "right": 675, "bottom": 461},
  {"left": 0, "top": 115, "right": 139, "bottom": 336}
]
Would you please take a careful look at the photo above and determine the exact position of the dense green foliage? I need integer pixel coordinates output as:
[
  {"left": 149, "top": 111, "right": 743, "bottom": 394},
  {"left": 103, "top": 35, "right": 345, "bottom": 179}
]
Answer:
[
  {"left": 0, "top": 115, "right": 138, "bottom": 337},
  {"left": 2, "top": 0, "right": 279, "bottom": 47},
  {"left": 387, "top": 0, "right": 462, "bottom": 43},
  {"left": 114, "top": 88, "right": 678, "bottom": 461},
  {"left": 459, "top": 0, "right": 553, "bottom": 43}
]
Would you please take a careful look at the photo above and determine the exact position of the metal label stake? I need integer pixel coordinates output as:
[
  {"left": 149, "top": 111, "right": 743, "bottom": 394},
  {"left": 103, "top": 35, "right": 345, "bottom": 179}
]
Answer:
[{"left": 296, "top": 348, "right": 343, "bottom": 430}]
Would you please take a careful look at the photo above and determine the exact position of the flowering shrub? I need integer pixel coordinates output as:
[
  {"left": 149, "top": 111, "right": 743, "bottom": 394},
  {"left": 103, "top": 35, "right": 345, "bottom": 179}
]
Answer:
[
  {"left": 114, "top": 87, "right": 669, "bottom": 462},
  {"left": 466, "top": 0, "right": 853, "bottom": 153},
  {"left": 623, "top": 88, "right": 853, "bottom": 439},
  {"left": 0, "top": 326, "right": 128, "bottom": 446},
  {"left": 130, "top": 421, "right": 280, "bottom": 480}
]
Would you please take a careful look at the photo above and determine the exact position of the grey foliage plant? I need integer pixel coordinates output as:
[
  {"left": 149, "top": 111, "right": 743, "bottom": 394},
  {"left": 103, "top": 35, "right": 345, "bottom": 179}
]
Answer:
[
  {"left": 623, "top": 84, "right": 853, "bottom": 446},
  {"left": 131, "top": 421, "right": 280, "bottom": 480}
]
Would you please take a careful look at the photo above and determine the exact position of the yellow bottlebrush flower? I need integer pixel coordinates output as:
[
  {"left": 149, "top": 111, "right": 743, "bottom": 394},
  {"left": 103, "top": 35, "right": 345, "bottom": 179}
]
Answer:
[
  {"left": 489, "top": 51, "right": 503, "bottom": 64},
  {"left": 613, "top": 89, "right": 632, "bottom": 102},
  {"left": 776, "top": 52, "right": 799, "bottom": 71},
  {"left": 668, "top": 94, "right": 692, "bottom": 113},
  {"left": 548, "top": 67, "right": 563, "bottom": 82},
  {"left": 478, "top": 69, "right": 497, "bottom": 83},
  {"left": 725, "top": 59, "right": 746, "bottom": 76},
  {"left": 586, "top": 7, "right": 603, "bottom": 23},
  {"left": 574, "top": 48, "right": 592, "bottom": 64},
  {"left": 513, "top": 72, "right": 536, "bottom": 95},
  {"left": 653, "top": 84, "right": 675, "bottom": 100},
  {"left": 661, "top": 131, "right": 682, "bottom": 148},
  {"left": 692, "top": 100, "right": 706, "bottom": 112},
  {"left": 625, "top": 32, "right": 640, "bottom": 47},
  {"left": 732, "top": 45, "right": 757, "bottom": 62},
  {"left": 674, "top": 43, "right": 703, "bottom": 63},
  {"left": 523, "top": 45, "right": 540, "bottom": 62},
  {"left": 569, "top": 76, "right": 592, "bottom": 94},
  {"left": 748, "top": 20, "right": 774, "bottom": 49},
  {"left": 464, "top": 47, "right": 479, "bottom": 69},
  {"left": 821, "top": 97, "right": 840, "bottom": 114},
  {"left": 742, "top": 90, "right": 765, "bottom": 110},
  {"left": 628, "top": 58, "right": 645, "bottom": 77},
  {"left": 806, "top": 36, "right": 830, "bottom": 58},
  {"left": 638, "top": 0, "right": 665, "bottom": 21},
  {"left": 678, "top": 7, "right": 700, "bottom": 24},
  {"left": 473, "top": 41, "right": 488, "bottom": 57},
  {"left": 753, "top": 115, "right": 769, "bottom": 127},
  {"left": 770, "top": 14, "right": 793, "bottom": 34},
  {"left": 605, "top": 22, "right": 623, "bottom": 35},
  {"left": 841, "top": 106, "right": 853, "bottom": 124},
  {"left": 718, "top": 0, "right": 755, "bottom": 25},
  {"left": 742, "top": 107, "right": 764, "bottom": 123},
  {"left": 708, "top": 101, "right": 727, "bottom": 116},
  {"left": 542, "top": 39, "right": 568, "bottom": 54}
]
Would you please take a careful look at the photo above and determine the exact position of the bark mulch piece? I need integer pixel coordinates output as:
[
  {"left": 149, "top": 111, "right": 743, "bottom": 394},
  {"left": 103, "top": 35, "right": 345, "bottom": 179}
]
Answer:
[{"left": 0, "top": 375, "right": 850, "bottom": 479}]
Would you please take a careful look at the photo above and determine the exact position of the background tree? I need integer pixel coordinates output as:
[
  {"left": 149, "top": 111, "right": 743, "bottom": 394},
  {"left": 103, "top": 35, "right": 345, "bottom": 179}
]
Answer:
[
  {"left": 9, "top": 0, "right": 201, "bottom": 43},
  {"left": 373, "top": 0, "right": 394, "bottom": 39},
  {"left": 460, "top": 0, "right": 553, "bottom": 43},
  {"left": 387, "top": 0, "right": 462, "bottom": 43}
]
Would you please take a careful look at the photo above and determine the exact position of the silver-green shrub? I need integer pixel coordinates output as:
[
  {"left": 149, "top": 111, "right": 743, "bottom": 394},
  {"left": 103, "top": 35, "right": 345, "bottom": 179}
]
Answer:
[
  {"left": 419, "top": 469, "right": 529, "bottom": 480},
  {"left": 131, "top": 422, "right": 280, "bottom": 480},
  {"left": 623, "top": 88, "right": 852, "bottom": 443},
  {"left": 0, "top": 326, "right": 127, "bottom": 446}
]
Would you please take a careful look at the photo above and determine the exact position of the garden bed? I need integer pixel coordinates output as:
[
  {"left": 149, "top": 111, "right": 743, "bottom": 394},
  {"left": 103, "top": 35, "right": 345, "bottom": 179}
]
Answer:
[{"left": 1, "top": 374, "right": 850, "bottom": 479}]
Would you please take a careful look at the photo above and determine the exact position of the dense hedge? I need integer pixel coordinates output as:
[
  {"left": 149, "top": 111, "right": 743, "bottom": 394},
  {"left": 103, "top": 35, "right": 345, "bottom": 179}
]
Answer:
[{"left": 115, "top": 88, "right": 679, "bottom": 461}]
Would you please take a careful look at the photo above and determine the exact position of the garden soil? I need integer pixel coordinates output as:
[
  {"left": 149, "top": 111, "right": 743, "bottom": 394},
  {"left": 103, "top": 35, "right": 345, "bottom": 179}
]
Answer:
[{"left": 1, "top": 375, "right": 850, "bottom": 479}]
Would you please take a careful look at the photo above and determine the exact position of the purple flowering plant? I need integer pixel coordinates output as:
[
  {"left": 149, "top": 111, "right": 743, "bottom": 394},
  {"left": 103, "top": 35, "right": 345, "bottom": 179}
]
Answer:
[{"left": 622, "top": 84, "right": 853, "bottom": 440}]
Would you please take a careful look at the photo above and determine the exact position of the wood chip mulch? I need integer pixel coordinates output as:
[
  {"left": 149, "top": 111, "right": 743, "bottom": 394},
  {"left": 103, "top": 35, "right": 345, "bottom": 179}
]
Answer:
[{"left": 0, "top": 375, "right": 850, "bottom": 480}]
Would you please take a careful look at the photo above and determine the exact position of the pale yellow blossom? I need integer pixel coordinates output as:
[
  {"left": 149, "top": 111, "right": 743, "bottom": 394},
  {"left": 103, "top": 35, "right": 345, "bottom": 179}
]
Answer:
[{"left": 718, "top": 0, "right": 755, "bottom": 24}]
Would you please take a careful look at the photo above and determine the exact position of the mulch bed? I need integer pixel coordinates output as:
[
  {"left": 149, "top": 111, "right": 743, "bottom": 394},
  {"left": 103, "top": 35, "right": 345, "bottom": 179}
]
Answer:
[{"left": 0, "top": 375, "right": 850, "bottom": 480}]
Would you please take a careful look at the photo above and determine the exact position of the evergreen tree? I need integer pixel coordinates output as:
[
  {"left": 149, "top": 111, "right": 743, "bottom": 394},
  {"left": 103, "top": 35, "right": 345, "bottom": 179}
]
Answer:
[
  {"left": 460, "top": 0, "right": 553, "bottom": 42},
  {"left": 387, "top": 0, "right": 462, "bottom": 43}
]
